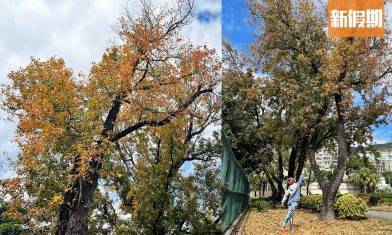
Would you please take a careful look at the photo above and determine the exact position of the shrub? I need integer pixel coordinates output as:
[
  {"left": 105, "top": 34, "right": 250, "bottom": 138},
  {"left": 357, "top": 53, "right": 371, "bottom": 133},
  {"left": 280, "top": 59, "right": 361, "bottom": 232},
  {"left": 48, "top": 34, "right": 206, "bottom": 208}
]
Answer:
[
  {"left": 380, "top": 197, "right": 392, "bottom": 205},
  {"left": 299, "top": 195, "right": 322, "bottom": 212},
  {"left": 357, "top": 193, "right": 370, "bottom": 204},
  {"left": 369, "top": 193, "right": 392, "bottom": 206},
  {"left": 249, "top": 198, "right": 270, "bottom": 211},
  {"left": 335, "top": 194, "right": 368, "bottom": 219},
  {"left": 369, "top": 194, "right": 381, "bottom": 206},
  {"left": 0, "top": 222, "right": 23, "bottom": 235}
]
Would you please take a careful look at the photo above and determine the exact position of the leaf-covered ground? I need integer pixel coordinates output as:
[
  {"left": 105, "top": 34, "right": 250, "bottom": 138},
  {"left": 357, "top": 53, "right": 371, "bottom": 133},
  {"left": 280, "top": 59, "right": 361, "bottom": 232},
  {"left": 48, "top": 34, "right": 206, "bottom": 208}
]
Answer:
[{"left": 241, "top": 209, "right": 392, "bottom": 234}]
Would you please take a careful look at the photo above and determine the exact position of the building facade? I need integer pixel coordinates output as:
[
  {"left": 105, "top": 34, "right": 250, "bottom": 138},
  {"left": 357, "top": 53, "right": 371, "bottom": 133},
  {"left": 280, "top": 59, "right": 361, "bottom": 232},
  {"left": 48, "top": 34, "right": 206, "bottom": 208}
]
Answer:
[
  {"left": 316, "top": 147, "right": 392, "bottom": 173},
  {"left": 359, "top": 149, "right": 392, "bottom": 173},
  {"left": 315, "top": 148, "right": 337, "bottom": 169}
]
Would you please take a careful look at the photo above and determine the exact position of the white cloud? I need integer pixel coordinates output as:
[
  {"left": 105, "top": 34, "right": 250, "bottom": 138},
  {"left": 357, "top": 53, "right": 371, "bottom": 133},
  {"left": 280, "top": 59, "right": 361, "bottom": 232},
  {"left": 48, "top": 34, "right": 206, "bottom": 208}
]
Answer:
[{"left": 0, "top": 0, "right": 221, "bottom": 179}]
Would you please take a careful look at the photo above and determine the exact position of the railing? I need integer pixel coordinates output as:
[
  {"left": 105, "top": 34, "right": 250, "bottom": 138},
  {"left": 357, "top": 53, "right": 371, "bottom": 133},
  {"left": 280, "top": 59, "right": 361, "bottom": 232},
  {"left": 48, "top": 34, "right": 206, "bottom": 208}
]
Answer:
[{"left": 221, "top": 133, "right": 250, "bottom": 233}]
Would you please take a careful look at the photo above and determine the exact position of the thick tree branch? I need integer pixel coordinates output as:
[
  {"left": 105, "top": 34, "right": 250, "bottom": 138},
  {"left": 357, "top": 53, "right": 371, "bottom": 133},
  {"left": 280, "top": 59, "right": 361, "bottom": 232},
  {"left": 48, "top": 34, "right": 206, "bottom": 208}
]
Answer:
[{"left": 111, "top": 87, "right": 212, "bottom": 141}]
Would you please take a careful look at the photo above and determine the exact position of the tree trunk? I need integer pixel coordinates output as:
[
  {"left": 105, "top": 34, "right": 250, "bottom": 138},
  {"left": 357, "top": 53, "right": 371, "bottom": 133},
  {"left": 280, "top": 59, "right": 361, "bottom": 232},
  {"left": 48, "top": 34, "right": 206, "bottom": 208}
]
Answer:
[
  {"left": 56, "top": 159, "right": 101, "bottom": 235},
  {"left": 312, "top": 92, "right": 349, "bottom": 221},
  {"left": 308, "top": 141, "right": 337, "bottom": 221},
  {"left": 307, "top": 169, "right": 312, "bottom": 195},
  {"left": 263, "top": 164, "right": 284, "bottom": 201},
  {"left": 277, "top": 150, "right": 285, "bottom": 201},
  {"left": 56, "top": 97, "right": 122, "bottom": 234},
  {"left": 270, "top": 187, "right": 278, "bottom": 208},
  {"left": 296, "top": 137, "right": 308, "bottom": 180},
  {"left": 278, "top": 150, "right": 284, "bottom": 182},
  {"left": 152, "top": 138, "right": 178, "bottom": 235},
  {"left": 288, "top": 143, "right": 298, "bottom": 178},
  {"left": 320, "top": 193, "right": 335, "bottom": 221},
  {"left": 264, "top": 170, "right": 278, "bottom": 206},
  {"left": 276, "top": 181, "right": 284, "bottom": 201}
]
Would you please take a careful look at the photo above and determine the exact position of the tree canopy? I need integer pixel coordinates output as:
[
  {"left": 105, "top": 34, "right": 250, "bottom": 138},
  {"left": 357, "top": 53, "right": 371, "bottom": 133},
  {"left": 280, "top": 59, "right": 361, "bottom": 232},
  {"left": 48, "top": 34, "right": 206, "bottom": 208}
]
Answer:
[{"left": 1, "top": 0, "right": 221, "bottom": 233}]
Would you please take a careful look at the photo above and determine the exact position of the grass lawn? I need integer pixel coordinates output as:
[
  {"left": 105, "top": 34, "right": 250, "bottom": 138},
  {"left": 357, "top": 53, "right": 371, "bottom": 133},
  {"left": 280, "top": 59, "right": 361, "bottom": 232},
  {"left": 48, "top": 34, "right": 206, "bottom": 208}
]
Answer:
[{"left": 242, "top": 208, "right": 392, "bottom": 234}]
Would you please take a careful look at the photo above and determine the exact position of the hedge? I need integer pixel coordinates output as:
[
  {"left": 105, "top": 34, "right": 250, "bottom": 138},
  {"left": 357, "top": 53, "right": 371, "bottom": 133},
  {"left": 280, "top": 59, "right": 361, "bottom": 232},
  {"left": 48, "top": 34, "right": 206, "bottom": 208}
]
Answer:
[
  {"left": 299, "top": 195, "right": 322, "bottom": 212},
  {"left": 250, "top": 198, "right": 270, "bottom": 211},
  {"left": 299, "top": 194, "right": 369, "bottom": 219},
  {"left": 369, "top": 193, "right": 392, "bottom": 206}
]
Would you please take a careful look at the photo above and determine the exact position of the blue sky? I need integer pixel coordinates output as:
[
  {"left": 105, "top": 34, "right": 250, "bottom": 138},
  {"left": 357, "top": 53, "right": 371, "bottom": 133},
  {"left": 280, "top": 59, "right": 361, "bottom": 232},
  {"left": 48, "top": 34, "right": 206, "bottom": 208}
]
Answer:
[
  {"left": 0, "top": 0, "right": 221, "bottom": 179},
  {"left": 223, "top": 0, "right": 392, "bottom": 144},
  {"left": 223, "top": 0, "right": 255, "bottom": 52}
]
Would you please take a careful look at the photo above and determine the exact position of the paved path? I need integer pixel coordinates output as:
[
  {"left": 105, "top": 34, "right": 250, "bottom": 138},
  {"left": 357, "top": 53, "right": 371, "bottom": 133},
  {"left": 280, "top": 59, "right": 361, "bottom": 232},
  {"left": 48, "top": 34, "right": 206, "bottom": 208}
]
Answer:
[{"left": 365, "top": 210, "right": 392, "bottom": 221}]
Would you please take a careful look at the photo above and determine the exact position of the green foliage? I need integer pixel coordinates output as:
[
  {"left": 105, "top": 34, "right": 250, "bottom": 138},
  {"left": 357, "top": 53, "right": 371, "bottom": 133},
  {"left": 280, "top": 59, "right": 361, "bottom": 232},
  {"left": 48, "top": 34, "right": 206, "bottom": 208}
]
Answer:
[
  {"left": 132, "top": 134, "right": 221, "bottom": 233},
  {"left": 0, "top": 222, "right": 23, "bottom": 235},
  {"left": 369, "top": 194, "right": 382, "bottom": 206},
  {"left": 334, "top": 194, "right": 368, "bottom": 219},
  {"left": 0, "top": 203, "right": 26, "bottom": 235},
  {"left": 347, "top": 156, "right": 377, "bottom": 176},
  {"left": 222, "top": 68, "right": 267, "bottom": 171},
  {"left": 384, "top": 172, "right": 392, "bottom": 187},
  {"left": 375, "top": 188, "right": 392, "bottom": 194},
  {"left": 299, "top": 195, "right": 322, "bottom": 212},
  {"left": 248, "top": 173, "right": 262, "bottom": 193},
  {"left": 249, "top": 198, "right": 270, "bottom": 211},
  {"left": 321, "top": 170, "right": 333, "bottom": 181},
  {"left": 349, "top": 167, "right": 380, "bottom": 194},
  {"left": 370, "top": 193, "right": 392, "bottom": 206},
  {"left": 380, "top": 197, "right": 392, "bottom": 205},
  {"left": 372, "top": 142, "right": 392, "bottom": 151},
  {"left": 347, "top": 156, "right": 365, "bottom": 175}
]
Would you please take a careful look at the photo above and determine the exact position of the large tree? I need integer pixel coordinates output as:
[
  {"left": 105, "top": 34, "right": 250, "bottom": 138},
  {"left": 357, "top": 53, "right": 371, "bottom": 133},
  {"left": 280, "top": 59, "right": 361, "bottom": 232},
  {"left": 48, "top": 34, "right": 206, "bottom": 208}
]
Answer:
[
  {"left": 248, "top": 0, "right": 391, "bottom": 220},
  {"left": 222, "top": 41, "right": 287, "bottom": 203},
  {"left": 1, "top": 0, "right": 220, "bottom": 233}
]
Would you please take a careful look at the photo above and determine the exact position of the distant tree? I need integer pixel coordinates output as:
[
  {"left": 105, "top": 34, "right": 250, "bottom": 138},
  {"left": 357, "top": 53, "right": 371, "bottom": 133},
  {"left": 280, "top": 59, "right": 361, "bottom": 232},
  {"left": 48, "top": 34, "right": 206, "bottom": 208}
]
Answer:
[
  {"left": 249, "top": 173, "right": 262, "bottom": 197},
  {"left": 347, "top": 156, "right": 377, "bottom": 176},
  {"left": 347, "top": 156, "right": 365, "bottom": 175},
  {"left": 350, "top": 167, "right": 380, "bottom": 194}
]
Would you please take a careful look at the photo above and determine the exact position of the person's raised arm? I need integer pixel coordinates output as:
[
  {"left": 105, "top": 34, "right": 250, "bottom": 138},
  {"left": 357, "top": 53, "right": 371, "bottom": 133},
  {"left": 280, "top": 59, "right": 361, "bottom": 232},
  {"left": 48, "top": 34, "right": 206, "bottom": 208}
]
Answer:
[
  {"left": 297, "top": 174, "right": 304, "bottom": 186},
  {"left": 293, "top": 174, "right": 305, "bottom": 192},
  {"left": 281, "top": 189, "right": 290, "bottom": 205}
]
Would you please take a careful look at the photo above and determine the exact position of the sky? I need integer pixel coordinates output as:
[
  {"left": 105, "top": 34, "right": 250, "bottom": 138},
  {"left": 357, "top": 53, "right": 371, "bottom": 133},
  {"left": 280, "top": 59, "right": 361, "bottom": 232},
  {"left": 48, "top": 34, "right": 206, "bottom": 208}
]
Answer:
[
  {"left": 223, "top": 0, "right": 392, "bottom": 144},
  {"left": 0, "top": 0, "right": 221, "bottom": 179},
  {"left": 222, "top": 0, "right": 254, "bottom": 52}
]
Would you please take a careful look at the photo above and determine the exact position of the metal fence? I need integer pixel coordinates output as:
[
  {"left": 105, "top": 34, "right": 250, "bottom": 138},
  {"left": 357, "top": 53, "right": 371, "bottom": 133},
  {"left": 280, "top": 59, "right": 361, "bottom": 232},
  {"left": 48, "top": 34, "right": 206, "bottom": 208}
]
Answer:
[{"left": 221, "top": 133, "right": 250, "bottom": 233}]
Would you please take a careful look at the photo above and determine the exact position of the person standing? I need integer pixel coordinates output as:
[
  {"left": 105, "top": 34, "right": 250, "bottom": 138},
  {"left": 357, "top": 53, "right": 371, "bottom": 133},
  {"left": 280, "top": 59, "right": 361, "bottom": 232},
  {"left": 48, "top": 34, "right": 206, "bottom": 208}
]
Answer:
[{"left": 280, "top": 174, "right": 304, "bottom": 234}]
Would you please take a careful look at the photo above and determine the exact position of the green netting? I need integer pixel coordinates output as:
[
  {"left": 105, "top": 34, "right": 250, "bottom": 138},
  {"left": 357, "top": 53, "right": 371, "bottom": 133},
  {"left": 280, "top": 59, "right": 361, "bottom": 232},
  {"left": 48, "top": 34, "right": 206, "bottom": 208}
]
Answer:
[{"left": 221, "top": 133, "right": 250, "bottom": 233}]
